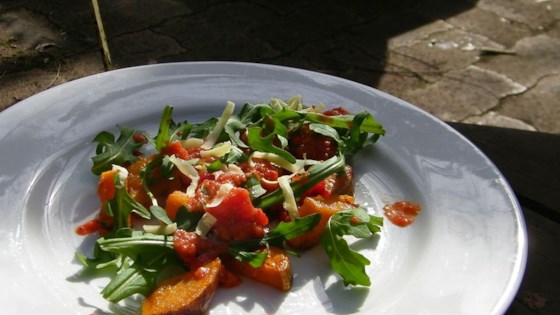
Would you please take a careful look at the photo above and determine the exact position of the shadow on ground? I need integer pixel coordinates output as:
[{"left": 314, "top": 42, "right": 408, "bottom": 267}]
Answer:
[{"left": 1, "top": 0, "right": 477, "bottom": 88}]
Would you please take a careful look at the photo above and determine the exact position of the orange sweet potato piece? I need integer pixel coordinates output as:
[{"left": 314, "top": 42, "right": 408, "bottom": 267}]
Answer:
[
  {"left": 97, "top": 169, "right": 118, "bottom": 228},
  {"left": 142, "top": 258, "right": 222, "bottom": 315},
  {"left": 165, "top": 190, "right": 192, "bottom": 221},
  {"left": 224, "top": 246, "right": 292, "bottom": 291},
  {"left": 125, "top": 157, "right": 152, "bottom": 208},
  {"left": 288, "top": 195, "right": 357, "bottom": 249},
  {"left": 97, "top": 169, "right": 118, "bottom": 202}
]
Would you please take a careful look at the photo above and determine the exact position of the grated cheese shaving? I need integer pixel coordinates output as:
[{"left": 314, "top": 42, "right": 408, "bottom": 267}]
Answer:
[
  {"left": 111, "top": 164, "right": 129, "bottom": 188},
  {"left": 168, "top": 155, "right": 199, "bottom": 197},
  {"left": 278, "top": 175, "right": 298, "bottom": 219},
  {"left": 202, "top": 101, "right": 235, "bottom": 150},
  {"left": 205, "top": 183, "right": 234, "bottom": 208},
  {"left": 251, "top": 151, "right": 302, "bottom": 174},
  {"left": 195, "top": 212, "right": 217, "bottom": 237},
  {"left": 181, "top": 137, "right": 204, "bottom": 150},
  {"left": 200, "top": 141, "right": 232, "bottom": 158},
  {"left": 143, "top": 223, "right": 177, "bottom": 235},
  {"left": 227, "top": 164, "right": 245, "bottom": 175}
]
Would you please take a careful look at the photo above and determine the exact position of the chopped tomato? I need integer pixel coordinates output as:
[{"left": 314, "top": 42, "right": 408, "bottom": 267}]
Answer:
[
  {"left": 161, "top": 141, "right": 189, "bottom": 159},
  {"left": 216, "top": 172, "right": 246, "bottom": 186},
  {"left": 173, "top": 230, "right": 227, "bottom": 268},
  {"left": 301, "top": 179, "right": 331, "bottom": 199},
  {"left": 161, "top": 141, "right": 202, "bottom": 160},
  {"left": 241, "top": 158, "right": 282, "bottom": 192},
  {"left": 205, "top": 187, "right": 268, "bottom": 241}
]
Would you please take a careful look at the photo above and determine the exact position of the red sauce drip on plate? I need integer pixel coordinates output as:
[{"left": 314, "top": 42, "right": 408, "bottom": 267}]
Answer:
[
  {"left": 383, "top": 201, "right": 422, "bottom": 227},
  {"left": 75, "top": 219, "right": 102, "bottom": 235}
]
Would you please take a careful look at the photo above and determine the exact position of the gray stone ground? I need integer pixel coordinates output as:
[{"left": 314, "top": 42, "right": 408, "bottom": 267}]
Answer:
[{"left": 1, "top": 0, "right": 559, "bottom": 134}]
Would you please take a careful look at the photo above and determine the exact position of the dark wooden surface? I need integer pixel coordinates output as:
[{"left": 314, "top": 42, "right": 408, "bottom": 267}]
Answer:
[{"left": 448, "top": 123, "right": 560, "bottom": 315}]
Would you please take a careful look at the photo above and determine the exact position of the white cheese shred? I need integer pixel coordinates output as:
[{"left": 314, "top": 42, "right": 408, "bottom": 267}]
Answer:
[
  {"left": 195, "top": 212, "right": 218, "bottom": 237},
  {"left": 143, "top": 223, "right": 177, "bottom": 235},
  {"left": 200, "top": 141, "right": 232, "bottom": 158},
  {"left": 168, "top": 155, "right": 200, "bottom": 197},
  {"left": 181, "top": 137, "right": 204, "bottom": 150},
  {"left": 111, "top": 164, "right": 129, "bottom": 188},
  {"left": 227, "top": 164, "right": 245, "bottom": 175},
  {"left": 278, "top": 175, "right": 299, "bottom": 219},
  {"left": 205, "top": 183, "right": 234, "bottom": 208},
  {"left": 251, "top": 151, "right": 302, "bottom": 174},
  {"left": 202, "top": 101, "right": 235, "bottom": 150}
]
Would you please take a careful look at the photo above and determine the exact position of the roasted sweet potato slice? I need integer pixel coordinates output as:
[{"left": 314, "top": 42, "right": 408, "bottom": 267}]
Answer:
[
  {"left": 142, "top": 258, "right": 222, "bottom": 315},
  {"left": 288, "top": 195, "right": 357, "bottom": 249},
  {"left": 224, "top": 246, "right": 292, "bottom": 291}
]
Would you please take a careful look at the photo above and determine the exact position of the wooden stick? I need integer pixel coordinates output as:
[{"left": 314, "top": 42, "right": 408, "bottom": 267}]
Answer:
[{"left": 91, "top": 0, "right": 112, "bottom": 70}]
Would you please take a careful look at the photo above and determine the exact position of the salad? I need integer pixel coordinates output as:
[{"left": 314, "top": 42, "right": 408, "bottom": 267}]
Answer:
[{"left": 76, "top": 96, "right": 389, "bottom": 314}]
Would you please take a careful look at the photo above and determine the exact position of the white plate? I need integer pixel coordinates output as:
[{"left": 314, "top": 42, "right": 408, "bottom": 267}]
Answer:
[{"left": 0, "top": 62, "right": 526, "bottom": 315}]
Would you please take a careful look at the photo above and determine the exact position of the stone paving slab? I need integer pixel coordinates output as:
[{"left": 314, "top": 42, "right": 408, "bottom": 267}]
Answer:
[{"left": 1, "top": 0, "right": 559, "bottom": 134}]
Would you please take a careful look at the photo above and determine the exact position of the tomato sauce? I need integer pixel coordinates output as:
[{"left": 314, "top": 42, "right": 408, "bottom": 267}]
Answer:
[
  {"left": 383, "top": 201, "right": 422, "bottom": 227},
  {"left": 205, "top": 187, "right": 268, "bottom": 241},
  {"left": 75, "top": 219, "right": 102, "bottom": 235}
]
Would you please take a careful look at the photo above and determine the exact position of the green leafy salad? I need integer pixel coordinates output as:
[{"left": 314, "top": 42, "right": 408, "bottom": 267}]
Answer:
[{"left": 75, "top": 96, "right": 386, "bottom": 313}]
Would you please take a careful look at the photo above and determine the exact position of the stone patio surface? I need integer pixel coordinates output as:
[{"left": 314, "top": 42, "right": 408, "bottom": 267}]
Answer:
[{"left": 1, "top": 0, "right": 559, "bottom": 134}]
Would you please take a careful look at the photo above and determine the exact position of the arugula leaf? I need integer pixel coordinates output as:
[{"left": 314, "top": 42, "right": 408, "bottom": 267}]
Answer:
[
  {"left": 75, "top": 243, "right": 121, "bottom": 270},
  {"left": 264, "top": 213, "right": 321, "bottom": 247},
  {"left": 245, "top": 176, "right": 267, "bottom": 199},
  {"left": 154, "top": 105, "right": 173, "bottom": 151},
  {"left": 150, "top": 205, "right": 172, "bottom": 225},
  {"left": 263, "top": 115, "right": 289, "bottom": 138},
  {"left": 343, "top": 112, "right": 371, "bottom": 157},
  {"left": 98, "top": 231, "right": 174, "bottom": 257},
  {"left": 91, "top": 126, "right": 145, "bottom": 175},
  {"left": 191, "top": 117, "right": 218, "bottom": 138},
  {"left": 238, "top": 103, "right": 274, "bottom": 125},
  {"left": 246, "top": 126, "right": 296, "bottom": 163},
  {"left": 270, "top": 107, "right": 303, "bottom": 123},
  {"left": 224, "top": 146, "right": 247, "bottom": 164},
  {"left": 320, "top": 208, "right": 383, "bottom": 286},
  {"left": 159, "top": 155, "right": 175, "bottom": 179},
  {"left": 228, "top": 244, "right": 268, "bottom": 268},
  {"left": 170, "top": 121, "right": 192, "bottom": 141},
  {"left": 153, "top": 105, "right": 193, "bottom": 150},
  {"left": 309, "top": 123, "right": 341, "bottom": 144},
  {"left": 101, "top": 251, "right": 176, "bottom": 303},
  {"left": 224, "top": 116, "right": 248, "bottom": 148},
  {"left": 175, "top": 206, "right": 204, "bottom": 231},
  {"left": 305, "top": 112, "right": 385, "bottom": 135},
  {"left": 206, "top": 159, "right": 223, "bottom": 172}
]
